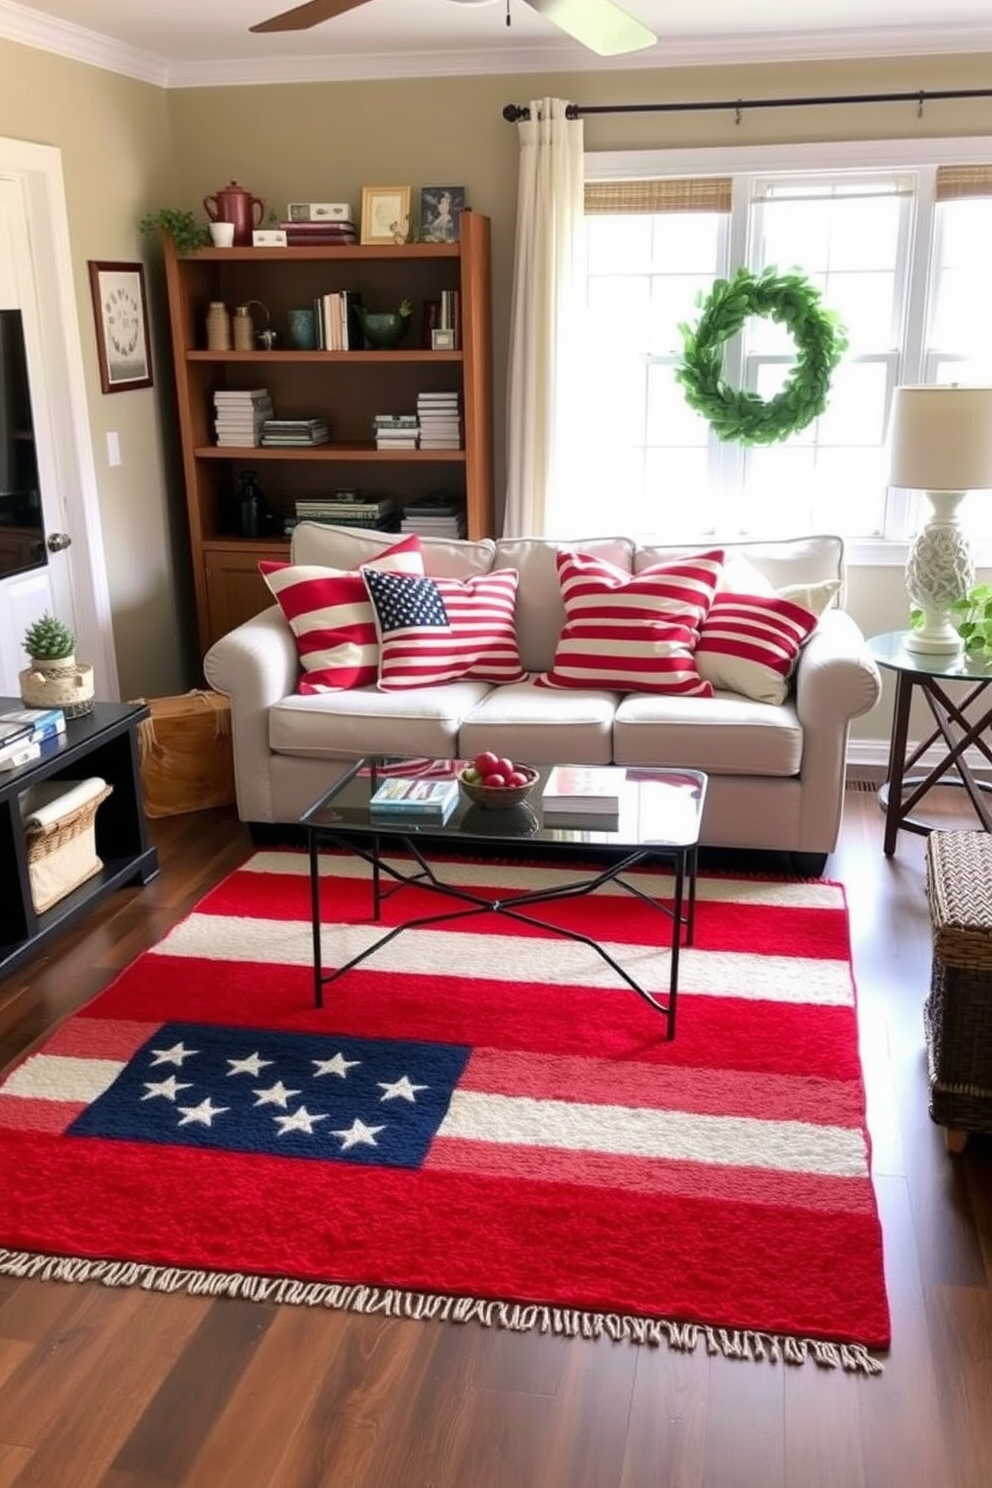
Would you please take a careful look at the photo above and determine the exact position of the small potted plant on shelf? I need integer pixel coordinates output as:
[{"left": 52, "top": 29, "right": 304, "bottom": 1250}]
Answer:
[
  {"left": 138, "top": 208, "right": 211, "bottom": 254},
  {"left": 20, "top": 613, "right": 95, "bottom": 717}
]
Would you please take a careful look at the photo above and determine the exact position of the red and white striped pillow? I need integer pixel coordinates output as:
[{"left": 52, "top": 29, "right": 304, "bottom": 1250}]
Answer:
[
  {"left": 536, "top": 548, "right": 724, "bottom": 695},
  {"left": 259, "top": 534, "right": 423, "bottom": 692},
  {"left": 695, "top": 591, "right": 818, "bottom": 704},
  {"left": 362, "top": 566, "right": 526, "bottom": 691}
]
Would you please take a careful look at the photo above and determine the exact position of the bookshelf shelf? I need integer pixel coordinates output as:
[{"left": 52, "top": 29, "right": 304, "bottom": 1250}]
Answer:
[{"left": 161, "top": 215, "right": 493, "bottom": 653}]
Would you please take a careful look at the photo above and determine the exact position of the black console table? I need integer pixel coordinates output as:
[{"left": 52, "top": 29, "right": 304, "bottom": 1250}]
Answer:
[{"left": 0, "top": 699, "right": 159, "bottom": 978}]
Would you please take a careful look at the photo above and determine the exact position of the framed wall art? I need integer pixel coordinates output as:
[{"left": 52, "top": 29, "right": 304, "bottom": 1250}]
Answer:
[
  {"left": 419, "top": 186, "right": 466, "bottom": 243},
  {"left": 88, "top": 260, "right": 152, "bottom": 394},
  {"left": 360, "top": 185, "right": 412, "bottom": 246}
]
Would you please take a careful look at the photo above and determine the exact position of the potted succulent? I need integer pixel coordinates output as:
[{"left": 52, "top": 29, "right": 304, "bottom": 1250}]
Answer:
[{"left": 20, "top": 613, "right": 95, "bottom": 717}]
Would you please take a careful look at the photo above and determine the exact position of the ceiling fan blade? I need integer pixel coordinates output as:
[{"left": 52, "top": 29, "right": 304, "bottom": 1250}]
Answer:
[
  {"left": 250, "top": 0, "right": 372, "bottom": 34},
  {"left": 523, "top": 0, "right": 657, "bottom": 56}
]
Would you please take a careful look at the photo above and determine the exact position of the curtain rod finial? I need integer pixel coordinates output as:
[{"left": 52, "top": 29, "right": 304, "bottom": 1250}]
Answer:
[{"left": 503, "top": 104, "right": 528, "bottom": 122}]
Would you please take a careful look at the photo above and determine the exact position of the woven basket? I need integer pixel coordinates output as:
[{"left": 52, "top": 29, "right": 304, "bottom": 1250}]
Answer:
[
  {"left": 924, "top": 831, "right": 992, "bottom": 1134},
  {"left": 130, "top": 690, "right": 235, "bottom": 818},
  {"left": 458, "top": 764, "right": 538, "bottom": 810},
  {"left": 24, "top": 783, "right": 113, "bottom": 913}
]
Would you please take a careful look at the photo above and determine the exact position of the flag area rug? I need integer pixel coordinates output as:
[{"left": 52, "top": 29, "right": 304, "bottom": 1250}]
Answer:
[{"left": 0, "top": 850, "right": 890, "bottom": 1373}]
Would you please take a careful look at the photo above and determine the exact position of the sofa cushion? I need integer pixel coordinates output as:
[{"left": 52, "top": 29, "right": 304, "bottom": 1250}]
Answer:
[
  {"left": 613, "top": 691, "right": 804, "bottom": 777},
  {"left": 493, "top": 536, "right": 634, "bottom": 673},
  {"left": 362, "top": 568, "right": 527, "bottom": 690},
  {"left": 695, "top": 591, "right": 819, "bottom": 705},
  {"left": 293, "top": 520, "right": 496, "bottom": 578},
  {"left": 269, "top": 682, "right": 493, "bottom": 761},
  {"left": 458, "top": 678, "right": 617, "bottom": 765},
  {"left": 636, "top": 534, "right": 845, "bottom": 596},
  {"left": 535, "top": 548, "right": 723, "bottom": 695},
  {"left": 259, "top": 534, "right": 423, "bottom": 692}
]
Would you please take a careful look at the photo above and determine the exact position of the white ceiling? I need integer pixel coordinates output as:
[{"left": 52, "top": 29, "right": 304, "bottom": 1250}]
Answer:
[{"left": 1, "top": 0, "right": 990, "bottom": 88}]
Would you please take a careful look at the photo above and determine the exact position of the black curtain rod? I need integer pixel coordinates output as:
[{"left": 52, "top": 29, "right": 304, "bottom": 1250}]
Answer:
[{"left": 501, "top": 86, "right": 992, "bottom": 124}]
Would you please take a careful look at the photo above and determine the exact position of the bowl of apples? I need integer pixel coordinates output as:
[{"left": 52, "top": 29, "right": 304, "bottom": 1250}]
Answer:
[{"left": 459, "top": 752, "right": 539, "bottom": 809}]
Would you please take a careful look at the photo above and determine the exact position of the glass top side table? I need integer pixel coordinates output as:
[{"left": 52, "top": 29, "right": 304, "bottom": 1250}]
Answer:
[{"left": 867, "top": 630, "right": 992, "bottom": 854}]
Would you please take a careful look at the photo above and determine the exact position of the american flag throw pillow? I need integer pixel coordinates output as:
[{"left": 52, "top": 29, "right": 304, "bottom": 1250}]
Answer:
[
  {"left": 259, "top": 534, "right": 423, "bottom": 692},
  {"left": 362, "top": 567, "right": 526, "bottom": 691},
  {"left": 695, "top": 591, "right": 819, "bottom": 704},
  {"left": 535, "top": 548, "right": 724, "bottom": 695}
]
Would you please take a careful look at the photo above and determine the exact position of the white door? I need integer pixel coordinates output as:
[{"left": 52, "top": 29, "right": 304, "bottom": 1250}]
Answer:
[{"left": 0, "top": 141, "right": 117, "bottom": 701}]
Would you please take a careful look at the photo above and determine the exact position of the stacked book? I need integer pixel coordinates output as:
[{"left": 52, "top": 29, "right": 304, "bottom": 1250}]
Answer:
[
  {"left": 400, "top": 494, "right": 467, "bottom": 539},
  {"left": 0, "top": 714, "right": 48, "bottom": 773},
  {"left": 373, "top": 413, "right": 419, "bottom": 450},
  {"left": 369, "top": 774, "right": 460, "bottom": 824},
  {"left": 287, "top": 494, "right": 399, "bottom": 535},
  {"left": 214, "top": 388, "right": 273, "bottom": 447},
  {"left": 260, "top": 417, "right": 330, "bottom": 447},
  {"left": 541, "top": 766, "right": 625, "bottom": 818},
  {"left": 279, "top": 218, "right": 357, "bottom": 247},
  {"left": 416, "top": 390, "right": 462, "bottom": 449}
]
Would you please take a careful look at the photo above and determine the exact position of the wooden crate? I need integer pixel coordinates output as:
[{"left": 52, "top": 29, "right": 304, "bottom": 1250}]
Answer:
[{"left": 131, "top": 690, "right": 235, "bottom": 818}]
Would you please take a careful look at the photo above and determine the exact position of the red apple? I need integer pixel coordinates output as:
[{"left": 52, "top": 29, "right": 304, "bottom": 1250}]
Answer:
[
  {"left": 482, "top": 772, "right": 507, "bottom": 788},
  {"left": 474, "top": 750, "right": 499, "bottom": 777},
  {"left": 506, "top": 770, "right": 528, "bottom": 788},
  {"left": 495, "top": 756, "right": 515, "bottom": 780}
]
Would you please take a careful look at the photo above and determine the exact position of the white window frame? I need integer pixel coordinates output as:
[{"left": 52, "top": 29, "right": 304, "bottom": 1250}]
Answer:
[{"left": 585, "top": 134, "right": 992, "bottom": 568}]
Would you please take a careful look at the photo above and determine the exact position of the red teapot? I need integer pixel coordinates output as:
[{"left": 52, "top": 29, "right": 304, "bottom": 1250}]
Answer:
[{"left": 203, "top": 180, "right": 265, "bottom": 247}]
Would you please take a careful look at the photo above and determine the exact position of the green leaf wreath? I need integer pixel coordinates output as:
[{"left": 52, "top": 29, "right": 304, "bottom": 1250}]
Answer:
[{"left": 676, "top": 266, "right": 849, "bottom": 446}]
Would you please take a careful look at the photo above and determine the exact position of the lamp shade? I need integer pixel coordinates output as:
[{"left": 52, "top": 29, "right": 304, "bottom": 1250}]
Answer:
[{"left": 889, "top": 385, "right": 992, "bottom": 491}]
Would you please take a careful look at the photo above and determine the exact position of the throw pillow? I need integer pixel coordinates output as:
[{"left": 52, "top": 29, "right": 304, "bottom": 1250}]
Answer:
[
  {"left": 259, "top": 533, "right": 423, "bottom": 692},
  {"left": 362, "top": 566, "right": 526, "bottom": 691},
  {"left": 694, "top": 591, "right": 819, "bottom": 705},
  {"left": 535, "top": 547, "right": 724, "bottom": 695},
  {"left": 776, "top": 578, "right": 842, "bottom": 617}
]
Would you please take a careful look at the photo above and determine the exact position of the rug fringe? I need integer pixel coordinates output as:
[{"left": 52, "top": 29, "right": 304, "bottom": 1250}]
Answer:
[{"left": 0, "top": 1248, "right": 883, "bottom": 1374}]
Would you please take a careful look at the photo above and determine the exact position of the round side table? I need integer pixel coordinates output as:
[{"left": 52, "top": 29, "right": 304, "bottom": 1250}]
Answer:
[{"left": 867, "top": 630, "right": 992, "bottom": 855}]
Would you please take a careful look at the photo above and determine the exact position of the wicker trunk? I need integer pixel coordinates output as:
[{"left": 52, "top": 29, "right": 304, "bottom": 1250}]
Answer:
[
  {"left": 924, "top": 831, "right": 992, "bottom": 1147},
  {"left": 131, "top": 690, "right": 235, "bottom": 818}
]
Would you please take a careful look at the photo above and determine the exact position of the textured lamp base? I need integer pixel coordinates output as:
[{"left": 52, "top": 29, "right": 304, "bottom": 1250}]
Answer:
[{"left": 904, "top": 488, "right": 972, "bottom": 654}]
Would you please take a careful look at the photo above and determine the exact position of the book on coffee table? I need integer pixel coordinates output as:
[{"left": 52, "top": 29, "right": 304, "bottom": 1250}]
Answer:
[
  {"left": 369, "top": 775, "right": 459, "bottom": 821},
  {"left": 541, "top": 766, "right": 626, "bottom": 815}
]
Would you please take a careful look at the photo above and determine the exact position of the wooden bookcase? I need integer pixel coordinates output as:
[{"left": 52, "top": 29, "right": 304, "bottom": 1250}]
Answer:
[{"left": 161, "top": 212, "right": 494, "bottom": 654}]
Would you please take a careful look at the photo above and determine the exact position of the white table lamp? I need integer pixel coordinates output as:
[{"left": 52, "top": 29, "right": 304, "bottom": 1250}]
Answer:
[{"left": 889, "top": 385, "right": 992, "bottom": 654}]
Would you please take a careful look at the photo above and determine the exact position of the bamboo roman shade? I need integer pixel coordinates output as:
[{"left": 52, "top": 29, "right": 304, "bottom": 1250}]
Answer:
[
  {"left": 584, "top": 178, "right": 731, "bottom": 215},
  {"left": 935, "top": 165, "right": 992, "bottom": 200}
]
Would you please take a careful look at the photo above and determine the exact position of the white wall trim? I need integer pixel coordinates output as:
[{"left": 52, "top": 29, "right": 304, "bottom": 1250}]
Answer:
[
  {"left": 0, "top": 135, "right": 119, "bottom": 699},
  {"left": 0, "top": 1, "right": 990, "bottom": 89}
]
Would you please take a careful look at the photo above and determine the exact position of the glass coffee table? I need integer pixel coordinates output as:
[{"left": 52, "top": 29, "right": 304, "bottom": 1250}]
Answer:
[{"left": 301, "top": 760, "right": 708, "bottom": 1041}]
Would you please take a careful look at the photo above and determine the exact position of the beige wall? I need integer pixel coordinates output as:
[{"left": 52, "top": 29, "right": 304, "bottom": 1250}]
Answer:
[
  {"left": 0, "top": 39, "right": 188, "bottom": 699},
  {"left": 5, "top": 40, "right": 992, "bottom": 740}
]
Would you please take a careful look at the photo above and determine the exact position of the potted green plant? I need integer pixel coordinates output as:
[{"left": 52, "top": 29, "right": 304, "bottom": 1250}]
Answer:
[
  {"left": 138, "top": 208, "right": 211, "bottom": 254},
  {"left": 20, "top": 613, "right": 95, "bottom": 717},
  {"left": 911, "top": 583, "right": 992, "bottom": 655}
]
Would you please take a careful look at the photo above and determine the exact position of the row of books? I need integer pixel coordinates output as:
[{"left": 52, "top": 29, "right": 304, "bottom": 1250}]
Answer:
[
  {"left": 312, "top": 290, "right": 363, "bottom": 350},
  {"left": 0, "top": 706, "right": 67, "bottom": 773}
]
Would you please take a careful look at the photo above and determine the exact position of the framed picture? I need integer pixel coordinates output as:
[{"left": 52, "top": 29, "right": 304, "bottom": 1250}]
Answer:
[
  {"left": 88, "top": 261, "right": 152, "bottom": 394},
  {"left": 419, "top": 186, "right": 466, "bottom": 244},
  {"left": 360, "top": 185, "right": 412, "bottom": 246}
]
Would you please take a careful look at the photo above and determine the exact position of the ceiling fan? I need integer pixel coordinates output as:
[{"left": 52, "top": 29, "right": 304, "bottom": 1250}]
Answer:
[{"left": 249, "top": 0, "right": 658, "bottom": 58}]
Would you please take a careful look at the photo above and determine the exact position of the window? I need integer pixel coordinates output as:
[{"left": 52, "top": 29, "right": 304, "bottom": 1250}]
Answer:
[{"left": 573, "top": 139, "right": 992, "bottom": 555}]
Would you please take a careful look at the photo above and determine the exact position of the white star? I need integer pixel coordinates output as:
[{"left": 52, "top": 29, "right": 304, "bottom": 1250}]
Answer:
[
  {"left": 312, "top": 1052, "right": 361, "bottom": 1079},
  {"left": 333, "top": 1118, "right": 386, "bottom": 1151},
  {"left": 142, "top": 1075, "right": 192, "bottom": 1102},
  {"left": 226, "top": 1052, "right": 273, "bottom": 1077},
  {"left": 177, "top": 1097, "right": 229, "bottom": 1127},
  {"left": 378, "top": 1075, "right": 428, "bottom": 1103},
  {"left": 149, "top": 1040, "right": 199, "bottom": 1068},
  {"left": 274, "top": 1106, "right": 329, "bottom": 1136},
  {"left": 253, "top": 1080, "right": 301, "bottom": 1109}
]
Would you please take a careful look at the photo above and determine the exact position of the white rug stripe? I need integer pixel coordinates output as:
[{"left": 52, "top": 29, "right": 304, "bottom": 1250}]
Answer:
[
  {"left": 241, "top": 851, "right": 844, "bottom": 910},
  {"left": 438, "top": 1091, "right": 868, "bottom": 1178},
  {"left": 1, "top": 1054, "right": 125, "bottom": 1103},
  {"left": 152, "top": 914, "right": 854, "bottom": 1007}
]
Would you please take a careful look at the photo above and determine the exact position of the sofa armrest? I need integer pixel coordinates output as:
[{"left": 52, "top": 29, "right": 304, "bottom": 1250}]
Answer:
[
  {"left": 203, "top": 606, "right": 298, "bottom": 822},
  {"left": 795, "top": 609, "right": 882, "bottom": 728}
]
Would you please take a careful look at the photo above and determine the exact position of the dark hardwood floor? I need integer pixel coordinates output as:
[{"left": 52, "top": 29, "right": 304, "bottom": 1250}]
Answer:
[{"left": 0, "top": 788, "right": 990, "bottom": 1488}]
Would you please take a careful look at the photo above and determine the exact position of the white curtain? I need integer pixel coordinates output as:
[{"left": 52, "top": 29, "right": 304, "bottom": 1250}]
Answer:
[{"left": 502, "top": 97, "right": 585, "bottom": 539}]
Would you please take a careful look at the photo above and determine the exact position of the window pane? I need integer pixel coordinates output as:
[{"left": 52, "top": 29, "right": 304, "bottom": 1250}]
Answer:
[
  {"left": 651, "top": 212, "right": 722, "bottom": 272},
  {"left": 646, "top": 361, "right": 709, "bottom": 445},
  {"left": 816, "top": 361, "right": 889, "bottom": 446},
  {"left": 642, "top": 449, "right": 715, "bottom": 536},
  {"left": 587, "top": 215, "right": 652, "bottom": 273}
]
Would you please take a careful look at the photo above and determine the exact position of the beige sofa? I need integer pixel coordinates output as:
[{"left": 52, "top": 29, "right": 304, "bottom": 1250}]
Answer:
[{"left": 204, "top": 522, "right": 882, "bottom": 872}]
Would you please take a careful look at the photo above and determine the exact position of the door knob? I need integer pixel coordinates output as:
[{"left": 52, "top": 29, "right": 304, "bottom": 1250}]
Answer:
[{"left": 46, "top": 532, "right": 72, "bottom": 552}]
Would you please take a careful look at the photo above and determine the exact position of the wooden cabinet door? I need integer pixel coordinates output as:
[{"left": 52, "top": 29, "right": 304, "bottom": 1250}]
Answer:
[{"left": 203, "top": 545, "right": 284, "bottom": 646}]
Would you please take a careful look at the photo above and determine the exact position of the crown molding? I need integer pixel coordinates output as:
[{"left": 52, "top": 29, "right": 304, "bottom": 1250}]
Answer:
[
  {"left": 0, "top": 1, "right": 989, "bottom": 91},
  {"left": 0, "top": 0, "right": 167, "bottom": 85}
]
